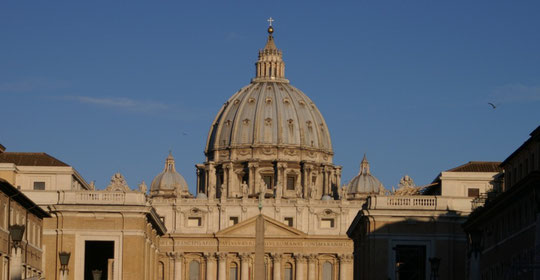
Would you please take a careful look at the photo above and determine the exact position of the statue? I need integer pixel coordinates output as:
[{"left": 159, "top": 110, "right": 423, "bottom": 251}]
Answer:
[
  {"left": 241, "top": 181, "right": 249, "bottom": 196},
  {"left": 219, "top": 183, "right": 226, "bottom": 198},
  {"left": 339, "top": 186, "right": 348, "bottom": 200},
  {"left": 296, "top": 186, "right": 303, "bottom": 198},
  {"left": 105, "top": 173, "right": 131, "bottom": 192},
  {"left": 138, "top": 181, "right": 148, "bottom": 193},
  {"left": 398, "top": 175, "right": 415, "bottom": 189},
  {"left": 309, "top": 183, "right": 317, "bottom": 199},
  {"left": 89, "top": 180, "right": 96, "bottom": 190}
]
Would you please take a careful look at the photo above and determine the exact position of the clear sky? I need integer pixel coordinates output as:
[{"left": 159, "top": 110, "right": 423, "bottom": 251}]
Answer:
[{"left": 1, "top": 1, "right": 539, "bottom": 193}]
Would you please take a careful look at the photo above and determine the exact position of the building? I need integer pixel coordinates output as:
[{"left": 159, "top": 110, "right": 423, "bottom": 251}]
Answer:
[
  {"left": 463, "top": 126, "right": 540, "bottom": 280},
  {"left": 0, "top": 178, "right": 50, "bottom": 280},
  {"left": 0, "top": 147, "right": 166, "bottom": 280},
  {"left": 148, "top": 25, "right": 387, "bottom": 280},
  {"left": 347, "top": 161, "right": 503, "bottom": 280}
]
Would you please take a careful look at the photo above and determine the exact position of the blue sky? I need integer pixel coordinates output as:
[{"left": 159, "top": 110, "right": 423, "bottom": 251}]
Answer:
[{"left": 1, "top": 1, "right": 539, "bottom": 192}]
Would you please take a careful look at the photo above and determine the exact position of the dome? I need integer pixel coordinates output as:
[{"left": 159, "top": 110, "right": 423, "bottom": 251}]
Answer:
[
  {"left": 150, "top": 153, "right": 190, "bottom": 196},
  {"left": 321, "top": 194, "right": 333, "bottom": 201},
  {"left": 196, "top": 192, "right": 208, "bottom": 199},
  {"left": 205, "top": 26, "right": 332, "bottom": 160},
  {"left": 347, "top": 155, "right": 385, "bottom": 197}
]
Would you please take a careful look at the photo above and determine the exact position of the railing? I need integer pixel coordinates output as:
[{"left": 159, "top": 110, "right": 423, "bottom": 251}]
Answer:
[
  {"left": 368, "top": 195, "right": 473, "bottom": 212},
  {"left": 23, "top": 190, "right": 147, "bottom": 206}
]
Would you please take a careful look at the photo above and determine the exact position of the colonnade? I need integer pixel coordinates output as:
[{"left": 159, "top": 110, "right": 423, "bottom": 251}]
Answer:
[{"left": 170, "top": 252, "right": 353, "bottom": 280}]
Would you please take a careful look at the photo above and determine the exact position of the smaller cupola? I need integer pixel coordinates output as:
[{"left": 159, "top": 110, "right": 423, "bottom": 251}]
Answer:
[
  {"left": 347, "top": 154, "right": 385, "bottom": 199},
  {"left": 150, "top": 152, "right": 191, "bottom": 198}
]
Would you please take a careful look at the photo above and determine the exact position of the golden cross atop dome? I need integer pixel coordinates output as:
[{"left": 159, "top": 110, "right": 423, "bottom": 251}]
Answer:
[{"left": 267, "top": 17, "right": 274, "bottom": 26}]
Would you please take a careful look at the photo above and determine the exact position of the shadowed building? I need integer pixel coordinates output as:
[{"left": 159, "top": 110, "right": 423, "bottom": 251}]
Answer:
[
  {"left": 347, "top": 161, "right": 503, "bottom": 280},
  {"left": 463, "top": 126, "right": 540, "bottom": 280}
]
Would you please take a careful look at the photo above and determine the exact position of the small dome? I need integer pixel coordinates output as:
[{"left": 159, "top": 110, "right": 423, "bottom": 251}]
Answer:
[
  {"left": 321, "top": 194, "right": 333, "bottom": 201},
  {"left": 347, "top": 155, "right": 385, "bottom": 197},
  {"left": 150, "top": 153, "right": 190, "bottom": 196},
  {"left": 196, "top": 192, "right": 208, "bottom": 199}
]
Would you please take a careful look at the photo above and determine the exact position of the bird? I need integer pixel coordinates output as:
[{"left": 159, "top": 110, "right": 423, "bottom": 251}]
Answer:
[{"left": 488, "top": 102, "right": 496, "bottom": 109}]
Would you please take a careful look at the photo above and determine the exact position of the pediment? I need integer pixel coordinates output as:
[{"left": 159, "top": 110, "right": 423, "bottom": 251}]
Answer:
[{"left": 216, "top": 214, "right": 306, "bottom": 238}]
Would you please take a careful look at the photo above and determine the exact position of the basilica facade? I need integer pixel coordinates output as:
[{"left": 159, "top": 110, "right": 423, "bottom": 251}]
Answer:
[{"left": 148, "top": 25, "right": 377, "bottom": 280}]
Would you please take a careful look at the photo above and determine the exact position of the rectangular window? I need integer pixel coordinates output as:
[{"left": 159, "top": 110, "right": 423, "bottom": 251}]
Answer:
[
  {"left": 321, "top": 218, "right": 335, "bottom": 228},
  {"left": 188, "top": 217, "right": 202, "bottom": 227},
  {"left": 229, "top": 216, "right": 239, "bottom": 226},
  {"left": 287, "top": 176, "right": 296, "bottom": 190},
  {"left": 284, "top": 217, "right": 294, "bottom": 227},
  {"left": 468, "top": 188, "right": 480, "bottom": 197},
  {"left": 33, "top": 181, "right": 45, "bottom": 190},
  {"left": 262, "top": 175, "right": 273, "bottom": 190}
]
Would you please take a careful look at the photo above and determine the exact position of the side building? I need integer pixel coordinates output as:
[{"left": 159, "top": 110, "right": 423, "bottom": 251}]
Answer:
[
  {"left": 347, "top": 161, "right": 502, "bottom": 280},
  {"left": 0, "top": 146, "right": 166, "bottom": 280},
  {"left": 0, "top": 178, "right": 50, "bottom": 280},
  {"left": 463, "top": 126, "right": 540, "bottom": 280}
]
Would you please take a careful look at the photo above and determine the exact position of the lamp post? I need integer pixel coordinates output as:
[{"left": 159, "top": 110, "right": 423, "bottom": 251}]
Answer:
[
  {"left": 9, "top": 224, "right": 25, "bottom": 280},
  {"left": 429, "top": 257, "right": 441, "bottom": 280},
  {"left": 59, "top": 252, "right": 71, "bottom": 280}
]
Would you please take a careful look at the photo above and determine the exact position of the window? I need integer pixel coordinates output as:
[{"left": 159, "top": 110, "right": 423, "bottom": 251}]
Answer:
[
  {"left": 395, "top": 245, "right": 426, "bottom": 280},
  {"left": 189, "top": 261, "right": 200, "bottom": 280},
  {"left": 321, "top": 218, "right": 335, "bottom": 228},
  {"left": 284, "top": 262, "right": 293, "bottom": 280},
  {"left": 188, "top": 217, "right": 202, "bottom": 227},
  {"left": 468, "top": 188, "right": 480, "bottom": 197},
  {"left": 33, "top": 181, "right": 45, "bottom": 190},
  {"left": 284, "top": 217, "right": 294, "bottom": 227},
  {"left": 263, "top": 175, "right": 273, "bottom": 190},
  {"left": 229, "top": 217, "right": 239, "bottom": 226},
  {"left": 287, "top": 176, "right": 296, "bottom": 190},
  {"left": 322, "top": 262, "right": 333, "bottom": 280},
  {"left": 229, "top": 262, "right": 238, "bottom": 280}
]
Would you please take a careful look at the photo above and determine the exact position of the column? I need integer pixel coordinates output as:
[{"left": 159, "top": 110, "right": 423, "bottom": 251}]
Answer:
[
  {"left": 218, "top": 253, "right": 227, "bottom": 280},
  {"left": 295, "top": 254, "right": 306, "bottom": 280},
  {"left": 307, "top": 255, "right": 317, "bottom": 280},
  {"left": 206, "top": 253, "right": 217, "bottom": 280},
  {"left": 272, "top": 253, "right": 282, "bottom": 280},
  {"left": 226, "top": 163, "right": 234, "bottom": 197},
  {"left": 240, "top": 253, "right": 250, "bottom": 280},
  {"left": 248, "top": 162, "right": 259, "bottom": 194},
  {"left": 208, "top": 162, "right": 216, "bottom": 199},
  {"left": 174, "top": 253, "right": 184, "bottom": 280},
  {"left": 338, "top": 254, "right": 353, "bottom": 280}
]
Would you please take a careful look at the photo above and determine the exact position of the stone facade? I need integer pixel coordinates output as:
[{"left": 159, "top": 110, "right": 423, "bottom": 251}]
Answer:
[
  {"left": 149, "top": 25, "right": 371, "bottom": 280},
  {"left": 0, "top": 178, "right": 49, "bottom": 280}
]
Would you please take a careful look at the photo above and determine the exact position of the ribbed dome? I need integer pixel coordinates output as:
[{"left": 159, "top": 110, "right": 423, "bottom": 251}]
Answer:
[
  {"left": 205, "top": 27, "right": 332, "bottom": 157},
  {"left": 348, "top": 155, "right": 385, "bottom": 196},
  {"left": 150, "top": 153, "right": 189, "bottom": 195}
]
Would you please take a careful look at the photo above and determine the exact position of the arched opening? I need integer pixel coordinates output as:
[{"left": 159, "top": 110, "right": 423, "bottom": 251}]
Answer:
[
  {"left": 189, "top": 260, "right": 200, "bottom": 280},
  {"left": 158, "top": 261, "right": 165, "bottom": 280},
  {"left": 229, "top": 262, "right": 238, "bottom": 280},
  {"left": 284, "top": 262, "right": 294, "bottom": 280},
  {"left": 322, "top": 261, "right": 333, "bottom": 280}
]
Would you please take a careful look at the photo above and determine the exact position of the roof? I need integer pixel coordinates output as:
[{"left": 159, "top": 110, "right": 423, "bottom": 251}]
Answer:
[
  {"left": 0, "top": 152, "right": 69, "bottom": 167},
  {"left": 0, "top": 178, "right": 50, "bottom": 218},
  {"left": 445, "top": 161, "right": 502, "bottom": 173},
  {"left": 501, "top": 125, "right": 540, "bottom": 166}
]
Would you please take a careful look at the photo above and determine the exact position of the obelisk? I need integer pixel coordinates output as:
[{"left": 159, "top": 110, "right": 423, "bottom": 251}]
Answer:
[{"left": 254, "top": 192, "right": 265, "bottom": 279}]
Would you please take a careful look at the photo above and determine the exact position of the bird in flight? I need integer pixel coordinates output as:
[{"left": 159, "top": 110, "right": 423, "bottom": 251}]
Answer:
[{"left": 488, "top": 103, "right": 497, "bottom": 109}]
